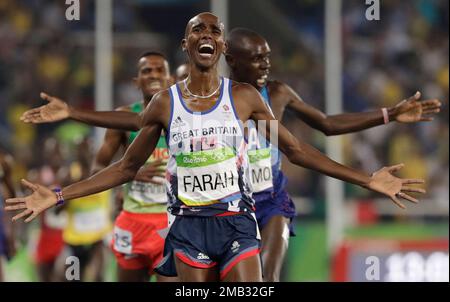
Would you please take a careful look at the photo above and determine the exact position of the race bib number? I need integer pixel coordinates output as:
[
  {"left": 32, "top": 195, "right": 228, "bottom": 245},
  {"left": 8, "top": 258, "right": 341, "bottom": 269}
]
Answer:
[
  {"left": 176, "top": 147, "right": 241, "bottom": 206},
  {"left": 248, "top": 148, "right": 273, "bottom": 193},
  {"left": 113, "top": 226, "right": 133, "bottom": 255},
  {"left": 73, "top": 209, "right": 107, "bottom": 233}
]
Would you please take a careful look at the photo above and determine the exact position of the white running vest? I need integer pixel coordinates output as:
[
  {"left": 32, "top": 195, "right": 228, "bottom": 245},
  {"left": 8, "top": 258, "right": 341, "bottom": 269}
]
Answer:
[{"left": 165, "top": 77, "right": 253, "bottom": 216}]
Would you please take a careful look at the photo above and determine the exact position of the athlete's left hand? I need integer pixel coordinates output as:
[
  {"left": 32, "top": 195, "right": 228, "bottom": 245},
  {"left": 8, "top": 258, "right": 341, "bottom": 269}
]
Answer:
[
  {"left": 4, "top": 179, "right": 58, "bottom": 223},
  {"left": 392, "top": 91, "right": 441, "bottom": 123},
  {"left": 366, "top": 164, "right": 425, "bottom": 209},
  {"left": 20, "top": 92, "right": 70, "bottom": 124}
]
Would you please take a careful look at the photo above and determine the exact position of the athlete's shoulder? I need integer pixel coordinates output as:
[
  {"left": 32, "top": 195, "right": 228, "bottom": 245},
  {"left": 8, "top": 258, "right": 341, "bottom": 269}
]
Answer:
[
  {"left": 267, "top": 80, "right": 290, "bottom": 94},
  {"left": 150, "top": 88, "right": 171, "bottom": 106},
  {"left": 140, "top": 88, "right": 172, "bottom": 125},
  {"left": 230, "top": 80, "right": 260, "bottom": 96},
  {"left": 230, "top": 81, "right": 266, "bottom": 113},
  {"left": 267, "top": 80, "right": 298, "bottom": 105}
]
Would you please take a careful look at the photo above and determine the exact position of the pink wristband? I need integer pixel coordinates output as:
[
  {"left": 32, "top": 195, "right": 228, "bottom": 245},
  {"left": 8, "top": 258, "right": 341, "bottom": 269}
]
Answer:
[{"left": 381, "top": 108, "right": 389, "bottom": 124}]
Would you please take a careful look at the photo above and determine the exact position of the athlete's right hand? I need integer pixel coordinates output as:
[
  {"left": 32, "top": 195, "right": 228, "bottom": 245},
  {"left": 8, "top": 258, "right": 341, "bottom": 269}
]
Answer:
[
  {"left": 4, "top": 179, "right": 58, "bottom": 223},
  {"left": 134, "top": 159, "right": 166, "bottom": 185},
  {"left": 20, "top": 92, "right": 70, "bottom": 124}
]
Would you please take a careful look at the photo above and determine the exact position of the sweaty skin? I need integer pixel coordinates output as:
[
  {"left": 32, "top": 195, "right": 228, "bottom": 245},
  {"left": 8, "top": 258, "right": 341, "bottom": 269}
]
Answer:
[{"left": 7, "top": 13, "right": 425, "bottom": 282}]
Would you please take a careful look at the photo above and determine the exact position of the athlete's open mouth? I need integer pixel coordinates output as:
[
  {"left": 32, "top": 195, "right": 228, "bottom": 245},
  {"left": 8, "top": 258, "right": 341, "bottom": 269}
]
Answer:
[
  {"left": 198, "top": 43, "right": 215, "bottom": 58},
  {"left": 256, "top": 74, "right": 268, "bottom": 86},
  {"left": 148, "top": 81, "right": 162, "bottom": 90}
]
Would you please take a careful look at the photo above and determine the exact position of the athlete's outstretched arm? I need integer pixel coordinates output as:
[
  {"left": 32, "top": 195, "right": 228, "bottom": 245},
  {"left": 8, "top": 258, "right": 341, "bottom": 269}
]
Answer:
[
  {"left": 280, "top": 83, "right": 441, "bottom": 136},
  {"left": 241, "top": 84, "right": 425, "bottom": 209},
  {"left": 20, "top": 92, "right": 144, "bottom": 131},
  {"left": 91, "top": 105, "right": 165, "bottom": 184},
  {"left": 5, "top": 92, "right": 168, "bottom": 223}
]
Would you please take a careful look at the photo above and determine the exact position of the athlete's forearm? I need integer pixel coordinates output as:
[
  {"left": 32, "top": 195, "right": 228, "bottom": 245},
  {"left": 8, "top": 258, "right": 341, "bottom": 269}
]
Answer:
[
  {"left": 62, "top": 160, "right": 136, "bottom": 200},
  {"left": 91, "top": 164, "right": 106, "bottom": 176},
  {"left": 283, "top": 138, "right": 371, "bottom": 186},
  {"left": 69, "top": 107, "right": 142, "bottom": 131},
  {"left": 273, "top": 120, "right": 372, "bottom": 186},
  {"left": 63, "top": 120, "right": 162, "bottom": 200},
  {"left": 254, "top": 85, "right": 371, "bottom": 186},
  {"left": 287, "top": 87, "right": 397, "bottom": 135},
  {"left": 321, "top": 107, "right": 396, "bottom": 135}
]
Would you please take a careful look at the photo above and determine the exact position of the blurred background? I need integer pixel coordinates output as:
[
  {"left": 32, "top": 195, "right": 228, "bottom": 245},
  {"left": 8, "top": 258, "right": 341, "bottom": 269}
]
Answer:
[{"left": 0, "top": 0, "right": 448, "bottom": 281}]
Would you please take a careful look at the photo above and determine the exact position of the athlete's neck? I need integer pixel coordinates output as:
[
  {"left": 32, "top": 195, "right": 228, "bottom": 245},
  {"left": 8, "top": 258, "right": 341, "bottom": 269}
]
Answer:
[
  {"left": 229, "top": 72, "right": 238, "bottom": 84},
  {"left": 185, "top": 64, "right": 221, "bottom": 97}
]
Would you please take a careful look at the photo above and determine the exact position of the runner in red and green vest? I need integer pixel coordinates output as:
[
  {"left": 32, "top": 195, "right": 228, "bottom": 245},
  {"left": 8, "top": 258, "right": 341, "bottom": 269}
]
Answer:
[
  {"left": 109, "top": 97, "right": 174, "bottom": 282},
  {"left": 90, "top": 52, "right": 176, "bottom": 282}
]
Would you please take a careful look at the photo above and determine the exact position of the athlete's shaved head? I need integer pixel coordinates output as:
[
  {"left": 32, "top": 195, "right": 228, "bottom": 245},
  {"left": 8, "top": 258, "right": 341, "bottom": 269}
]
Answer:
[
  {"left": 226, "top": 28, "right": 266, "bottom": 56},
  {"left": 185, "top": 12, "right": 224, "bottom": 38},
  {"left": 225, "top": 28, "right": 271, "bottom": 88},
  {"left": 139, "top": 51, "right": 167, "bottom": 61},
  {"left": 183, "top": 12, "right": 226, "bottom": 69}
]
